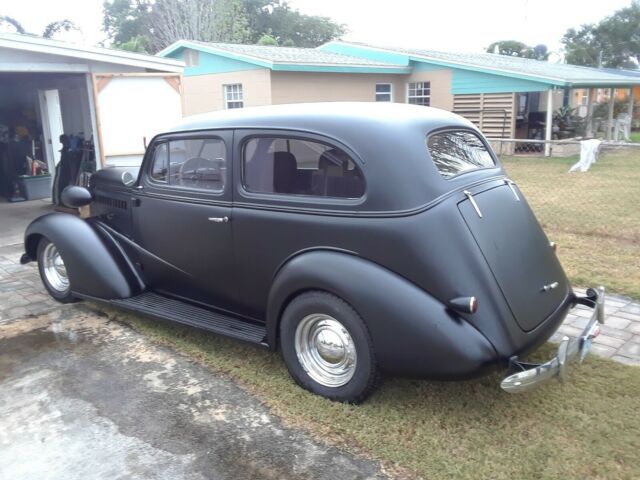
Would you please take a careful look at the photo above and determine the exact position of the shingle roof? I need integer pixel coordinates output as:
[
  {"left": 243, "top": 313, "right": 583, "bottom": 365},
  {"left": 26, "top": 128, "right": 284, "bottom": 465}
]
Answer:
[
  {"left": 324, "top": 41, "right": 640, "bottom": 87},
  {"left": 187, "top": 41, "right": 401, "bottom": 67}
]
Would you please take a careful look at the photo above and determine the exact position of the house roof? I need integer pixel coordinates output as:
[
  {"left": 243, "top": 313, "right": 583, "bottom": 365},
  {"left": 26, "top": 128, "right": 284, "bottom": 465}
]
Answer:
[
  {"left": 320, "top": 41, "right": 640, "bottom": 88},
  {"left": 157, "top": 40, "right": 412, "bottom": 74},
  {"left": 0, "top": 33, "right": 184, "bottom": 73}
]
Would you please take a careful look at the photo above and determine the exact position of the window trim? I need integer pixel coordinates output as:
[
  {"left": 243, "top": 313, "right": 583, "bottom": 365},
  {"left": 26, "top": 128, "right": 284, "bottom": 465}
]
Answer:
[
  {"left": 143, "top": 134, "right": 229, "bottom": 197},
  {"left": 375, "top": 83, "right": 393, "bottom": 102},
  {"left": 406, "top": 81, "right": 431, "bottom": 106},
  {"left": 425, "top": 127, "right": 499, "bottom": 180},
  {"left": 223, "top": 83, "right": 244, "bottom": 109},
  {"left": 237, "top": 130, "right": 367, "bottom": 205}
]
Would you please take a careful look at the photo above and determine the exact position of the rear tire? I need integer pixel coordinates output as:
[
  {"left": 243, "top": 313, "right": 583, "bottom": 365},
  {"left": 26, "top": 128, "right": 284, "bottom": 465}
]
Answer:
[
  {"left": 280, "top": 291, "right": 380, "bottom": 404},
  {"left": 37, "top": 238, "right": 78, "bottom": 304}
]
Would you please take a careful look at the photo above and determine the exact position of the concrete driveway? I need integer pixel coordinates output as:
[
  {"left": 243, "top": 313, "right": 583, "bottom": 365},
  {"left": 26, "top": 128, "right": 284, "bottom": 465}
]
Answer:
[{"left": 0, "top": 200, "right": 387, "bottom": 480}]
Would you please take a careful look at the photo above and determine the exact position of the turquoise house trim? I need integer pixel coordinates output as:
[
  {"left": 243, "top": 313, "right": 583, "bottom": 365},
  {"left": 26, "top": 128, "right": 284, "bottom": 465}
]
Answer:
[
  {"left": 451, "top": 69, "right": 550, "bottom": 94},
  {"left": 165, "top": 48, "right": 264, "bottom": 76},
  {"left": 320, "top": 42, "right": 560, "bottom": 91}
]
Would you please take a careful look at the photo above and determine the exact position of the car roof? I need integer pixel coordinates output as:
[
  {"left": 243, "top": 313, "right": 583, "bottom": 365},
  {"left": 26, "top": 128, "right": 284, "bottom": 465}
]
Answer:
[{"left": 170, "top": 102, "right": 474, "bottom": 135}]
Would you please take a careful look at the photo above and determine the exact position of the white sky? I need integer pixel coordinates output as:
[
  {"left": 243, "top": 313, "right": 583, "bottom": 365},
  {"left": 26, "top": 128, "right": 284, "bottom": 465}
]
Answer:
[{"left": 0, "top": 0, "right": 633, "bottom": 56}]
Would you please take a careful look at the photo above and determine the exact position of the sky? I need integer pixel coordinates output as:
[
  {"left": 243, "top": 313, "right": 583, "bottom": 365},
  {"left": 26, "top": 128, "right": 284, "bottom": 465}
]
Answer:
[{"left": 0, "top": 0, "right": 633, "bottom": 56}]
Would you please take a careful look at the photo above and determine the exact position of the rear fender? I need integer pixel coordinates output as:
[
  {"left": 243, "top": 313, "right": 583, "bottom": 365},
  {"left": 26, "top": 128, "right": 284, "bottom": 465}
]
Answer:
[
  {"left": 24, "top": 213, "right": 140, "bottom": 299},
  {"left": 267, "top": 250, "right": 497, "bottom": 378}
]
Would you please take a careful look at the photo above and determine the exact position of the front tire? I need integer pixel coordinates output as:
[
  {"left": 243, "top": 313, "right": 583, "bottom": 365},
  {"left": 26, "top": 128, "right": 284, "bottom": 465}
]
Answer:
[
  {"left": 37, "top": 238, "right": 77, "bottom": 303},
  {"left": 280, "top": 291, "right": 380, "bottom": 403}
]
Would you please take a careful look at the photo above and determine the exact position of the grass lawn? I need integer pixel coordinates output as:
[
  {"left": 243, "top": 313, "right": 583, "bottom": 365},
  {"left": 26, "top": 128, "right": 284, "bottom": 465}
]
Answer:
[
  {"left": 501, "top": 148, "right": 640, "bottom": 299},
  {"left": 629, "top": 131, "right": 640, "bottom": 143},
  {"left": 105, "top": 307, "right": 640, "bottom": 480}
]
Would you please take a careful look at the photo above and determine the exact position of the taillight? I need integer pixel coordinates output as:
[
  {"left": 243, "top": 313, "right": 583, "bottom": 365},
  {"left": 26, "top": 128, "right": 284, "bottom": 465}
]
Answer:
[{"left": 549, "top": 241, "right": 557, "bottom": 252}]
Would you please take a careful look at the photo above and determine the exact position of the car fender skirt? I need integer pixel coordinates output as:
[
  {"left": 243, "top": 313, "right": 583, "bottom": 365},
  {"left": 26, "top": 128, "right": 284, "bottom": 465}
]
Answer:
[
  {"left": 25, "top": 213, "right": 138, "bottom": 299},
  {"left": 267, "top": 251, "right": 498, "bottom": 378}
]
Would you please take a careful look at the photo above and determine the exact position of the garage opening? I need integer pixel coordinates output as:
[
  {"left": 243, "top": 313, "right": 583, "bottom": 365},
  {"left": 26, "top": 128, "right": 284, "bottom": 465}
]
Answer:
[{"left": 0, "top": 72, "right": 97, "bottom": 204}]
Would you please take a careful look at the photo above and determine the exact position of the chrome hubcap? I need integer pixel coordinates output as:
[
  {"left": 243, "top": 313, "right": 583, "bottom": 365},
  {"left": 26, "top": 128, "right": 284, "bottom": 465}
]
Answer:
[
  {"left": 42, "top": 243, "right": 69, "bottom": 293},
  {"left": 294, "top": 314, "right": 357, "bottom": 387}
]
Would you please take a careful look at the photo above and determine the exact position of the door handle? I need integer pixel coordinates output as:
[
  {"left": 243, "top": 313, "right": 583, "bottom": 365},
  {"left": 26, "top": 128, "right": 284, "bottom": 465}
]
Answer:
[{"left": 208, "top": 216, "right": 229, "bottom": 223}]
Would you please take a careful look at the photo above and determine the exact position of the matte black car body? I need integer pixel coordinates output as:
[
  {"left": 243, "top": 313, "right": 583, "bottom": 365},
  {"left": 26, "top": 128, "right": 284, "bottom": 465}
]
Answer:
[{"left": 23, "top": 103, "right": 581, "bottom": 390}]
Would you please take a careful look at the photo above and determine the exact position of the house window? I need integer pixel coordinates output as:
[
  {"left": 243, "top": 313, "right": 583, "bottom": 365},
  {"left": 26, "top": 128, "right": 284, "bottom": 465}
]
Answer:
[
  {"left": 224, "top": 84, "right": 244, "bottom": 109},
  {"left": 581, "top": 89, "right": 590, "bottom": 106},
  {"left": 407, "top": 82, "right": 430, "bottom": 106},
  {"left": 376, "top": 83, "right": 392, "bottom": 102},
  {"left": 184, "top": 49, "right": 199, "bottom": 67}
]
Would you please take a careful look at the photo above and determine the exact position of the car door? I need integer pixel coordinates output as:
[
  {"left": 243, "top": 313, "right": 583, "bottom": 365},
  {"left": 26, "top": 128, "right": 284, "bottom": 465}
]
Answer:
[{"left": 131, "top": 131, "right": 237, "bottom": 311}]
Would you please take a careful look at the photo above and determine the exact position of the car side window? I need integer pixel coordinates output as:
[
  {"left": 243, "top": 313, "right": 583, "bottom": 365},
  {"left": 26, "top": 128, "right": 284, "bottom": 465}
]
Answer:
[
  {"left": 242, "top": 137, "right": 364, "bottom": 199},
  {"left": 149, "top": 138, "right": 226, "bottom": 192}
]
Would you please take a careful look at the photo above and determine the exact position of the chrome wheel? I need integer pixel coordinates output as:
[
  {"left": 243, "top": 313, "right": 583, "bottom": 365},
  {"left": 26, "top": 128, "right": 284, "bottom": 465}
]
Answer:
[
  {"left": 294, "top": 314, "right": 357, "bottom": 387},
  {"left": 42, "top": 243, "right": 69, "bottom": 293}
]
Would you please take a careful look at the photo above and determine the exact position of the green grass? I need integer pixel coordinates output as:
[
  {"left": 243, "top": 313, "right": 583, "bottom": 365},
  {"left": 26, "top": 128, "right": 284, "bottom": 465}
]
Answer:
[
  {"left": 502, "top": 148, "right": 640, "bottom": 299},
  {"left": 103, "top": 307, "right": 640, "bottom": 480},
  {"left": 629, "top": 132, "right": 640, "bottom": 143}
]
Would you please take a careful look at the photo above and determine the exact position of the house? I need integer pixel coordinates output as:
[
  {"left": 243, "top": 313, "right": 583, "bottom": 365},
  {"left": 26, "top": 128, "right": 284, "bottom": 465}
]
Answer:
[
  {"left": 0, "top": 32, "right": 184, "bottom": 184},
  {"left": 158, "top": 40, "right": 638, "bottom": 153}
]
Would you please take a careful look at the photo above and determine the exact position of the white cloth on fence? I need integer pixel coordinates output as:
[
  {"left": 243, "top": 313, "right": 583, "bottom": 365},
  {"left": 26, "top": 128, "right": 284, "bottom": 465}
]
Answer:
[{"left": 569, "top": 139, "right": 601, "bottom": 173}]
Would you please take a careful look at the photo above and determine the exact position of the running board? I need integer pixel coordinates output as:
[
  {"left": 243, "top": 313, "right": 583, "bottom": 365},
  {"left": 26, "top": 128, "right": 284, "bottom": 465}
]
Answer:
[{"left": 111, "top": 291, "right": 268, "bottom": 346}]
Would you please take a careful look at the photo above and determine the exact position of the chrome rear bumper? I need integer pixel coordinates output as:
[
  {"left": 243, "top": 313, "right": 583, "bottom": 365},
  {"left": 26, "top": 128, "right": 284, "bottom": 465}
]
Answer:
[{"left": 501, "top": 286, "right": 605, "bottom": 394}]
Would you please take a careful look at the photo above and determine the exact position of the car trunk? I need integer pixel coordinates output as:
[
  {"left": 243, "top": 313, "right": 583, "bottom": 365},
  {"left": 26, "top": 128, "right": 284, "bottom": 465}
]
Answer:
[{"left": 458, "top": 183, "right": 569, "bottom": 332}]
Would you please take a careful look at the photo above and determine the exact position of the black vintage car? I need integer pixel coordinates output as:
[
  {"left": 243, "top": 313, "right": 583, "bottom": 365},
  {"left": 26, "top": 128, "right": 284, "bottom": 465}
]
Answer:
[{"left": 22, "top": 103, "right": 604, "bottom": 403}]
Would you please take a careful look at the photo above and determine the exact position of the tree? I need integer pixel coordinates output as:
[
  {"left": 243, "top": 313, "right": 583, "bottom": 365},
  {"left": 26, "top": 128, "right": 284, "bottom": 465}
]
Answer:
[
  {"left": 0, "top": 16, "right": 26, "bottom": 34},
  {"left": 0, "top": 15, "right": 78, "bottom": 39},
  {"left": 562, "top": 1, "right": 640, "bottom": 69},
  {"left": 102, "top": 0, "right": 345, "bottom": 52},
  {"left": 486, "top": 40, "right": 549, "bottom": 60},
  {"left": 257, "top": 33, "right": 278, "bottom": 45}
]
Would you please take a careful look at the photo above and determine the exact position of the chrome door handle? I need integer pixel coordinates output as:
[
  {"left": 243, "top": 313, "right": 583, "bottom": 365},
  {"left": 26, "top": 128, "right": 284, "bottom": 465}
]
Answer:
[{"left": 208, "top": 216, "right": 229, "bottom": 223}]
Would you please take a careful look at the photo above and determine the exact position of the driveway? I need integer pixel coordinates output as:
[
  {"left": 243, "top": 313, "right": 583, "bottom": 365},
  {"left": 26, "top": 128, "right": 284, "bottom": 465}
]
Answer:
[{"left": 0, "top": 200, "right": 387, "bottom": 480}]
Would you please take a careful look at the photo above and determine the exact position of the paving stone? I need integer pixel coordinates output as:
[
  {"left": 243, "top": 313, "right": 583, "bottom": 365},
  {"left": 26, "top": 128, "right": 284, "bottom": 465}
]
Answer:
[
  {"left": 4, "top": 306, "right": 29, "bottom": 319},
  {"left": 614, "top": 311, "right": 640, "bottom": 322},
  {"left": 604, "top": 299, "right": 630, "bottom": 309},
  {"left": 557, "top": 324, "right": 584, "bottom": 338},
  {"left": 573, "top": 308, "right": 594, "bottom": 319},
  {"left": 618, "top": 342, "right": 640, "bottom": 359},
  {"left": 589, "top": 343, "right": 617, "bottom": 358},
  {"left": 621, "top": 304, "right": 640, "bottom": 315},
  {"left": 593, "top": 335, "right": 626, "bottom": 349},
  {"left": 602, "top": 316, "right": 631, "bottom": 330},
  {"left": 598, "top": 325, "right": 633, "bottom": 341},
  {"left": 628, "top": 323, "right": 640, "bottom": 335},
  {"left": 611, "top": 355, "right": 640, "bottom": 366}
]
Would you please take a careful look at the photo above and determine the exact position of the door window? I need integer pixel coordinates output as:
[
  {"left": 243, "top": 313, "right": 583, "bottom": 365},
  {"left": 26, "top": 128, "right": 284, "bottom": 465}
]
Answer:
[
  {"left": 242, "top": 137, "right": 364, "bottom": 199},
  {"left": 149, "top": 138, "right": 226, "bottom": 191}
]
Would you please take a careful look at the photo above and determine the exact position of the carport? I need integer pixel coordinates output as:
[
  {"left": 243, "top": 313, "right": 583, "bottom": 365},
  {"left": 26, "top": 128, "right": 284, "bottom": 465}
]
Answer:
[{"left": 0, "top": 33, "right": 183, "bottom": 204}]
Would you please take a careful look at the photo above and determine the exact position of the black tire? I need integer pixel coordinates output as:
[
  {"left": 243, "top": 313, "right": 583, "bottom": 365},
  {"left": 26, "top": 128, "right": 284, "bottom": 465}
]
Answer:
[
  {"left": 280, "top": 291, "right": 380, "bottom": 404},
  {"left": 36, "top": 238, "right": 78, "bottom": 304}
]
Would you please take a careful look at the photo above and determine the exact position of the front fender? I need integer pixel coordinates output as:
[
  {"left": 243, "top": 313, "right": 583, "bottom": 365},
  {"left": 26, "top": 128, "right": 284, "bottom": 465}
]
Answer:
[
  {"left": 24, "top": 213, "right": 139, "bottom": 299},
  {"left": 267, "top": 251, "right": 497, "bottom": 378}
]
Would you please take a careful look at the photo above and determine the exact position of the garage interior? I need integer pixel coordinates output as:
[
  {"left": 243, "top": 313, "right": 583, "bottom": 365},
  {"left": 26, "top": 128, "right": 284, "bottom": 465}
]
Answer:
[{"left": 0, "top": 72, "right": 96, "bottom": 203}]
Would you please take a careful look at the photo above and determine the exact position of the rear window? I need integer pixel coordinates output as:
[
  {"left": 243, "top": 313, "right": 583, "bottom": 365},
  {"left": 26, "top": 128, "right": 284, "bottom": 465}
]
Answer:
[{"left": 427, "top": 131, "right": 495, "bottom": 178}]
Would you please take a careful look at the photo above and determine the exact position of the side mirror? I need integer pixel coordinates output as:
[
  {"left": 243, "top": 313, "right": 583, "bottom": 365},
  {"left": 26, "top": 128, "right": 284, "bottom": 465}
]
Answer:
[{"left": 61, "top": 186, "right": 92, "bottom": 208}]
